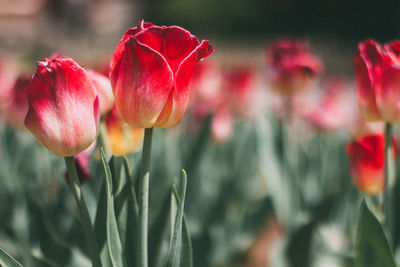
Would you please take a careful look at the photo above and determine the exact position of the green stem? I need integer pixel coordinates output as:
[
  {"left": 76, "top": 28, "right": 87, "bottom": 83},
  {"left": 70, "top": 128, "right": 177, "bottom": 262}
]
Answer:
[
  {"left": 137, "top": 128, "right": 154, "bottom": 267},
  {"left": 64, "top": 156, "right": 102, "bottom": 267},
  {"left": 98, "top": 121, "right": 111, "bottom": 158},
  {"left": 384, "top": 123, "right": 394, "bottom": 234}
]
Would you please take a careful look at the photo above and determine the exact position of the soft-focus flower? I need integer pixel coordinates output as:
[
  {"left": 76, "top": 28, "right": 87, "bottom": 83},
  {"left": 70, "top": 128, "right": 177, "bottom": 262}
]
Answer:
[
  {"left": 110, "top": 20, "right": 214, "bottom": 128},
  {"left": 3, "top": 74, "right": 30, "bottom": 128},
  {"left": 87, "top": 70, "right": 114, "bottom": 115},
  {"left": 25, "top": 55, "right": 100, "bottom": 156},
  {"left": 223, "top": 67, "right": 256, "bottom": 117},
  {"left": 346, "top": 133, "right": 398, "bottom": 194},
  {"left": 354, "top": 39, "right": 400, "bottom": 122},
  {"left": 211, "top": 107, "right": 233, "bottom": 143},
  {"left": 267, "top": 39, "right": 323, "bottom": 96},
  {"left": 105, "top": 106, "right": 144, "bottom": 156},
  {"left": 0, "top": 58, "right": 18, "bottom": 113},
  {"left": 65, "top": 141, "right": 96, "bottom": 184},
  {"left": 190, "top": 60, "right": 222, "bottom": 105},
  {"left": 302, "top": 78, "right": 356, "bottom": 132}
]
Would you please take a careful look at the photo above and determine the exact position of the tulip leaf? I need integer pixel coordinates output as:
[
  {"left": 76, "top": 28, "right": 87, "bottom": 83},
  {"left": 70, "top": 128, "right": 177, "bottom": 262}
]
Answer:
[
  {"left": 94, "top": 167, "right": 112, "bottom": 267},
  {"left": 0, "top": 247, "right": 23, "bottom": 267},
  {"left": 100, "top": 151, "right": 125, "bottom": 267},
  {"left": 163, "top": 170, "right": 188, "bottom": 267},
  {"left": 355, "top": 199, "right": 397, "bottom": 267},
  {"left": 171, "top": 187, "right": 193, "bottom": 267}
]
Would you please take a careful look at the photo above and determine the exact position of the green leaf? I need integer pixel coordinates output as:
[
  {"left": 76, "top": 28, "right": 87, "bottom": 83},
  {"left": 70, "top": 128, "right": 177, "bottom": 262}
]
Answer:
[
  {"left": 355, "top": 199, "right": 397, "bottom": 267},
  {"left": 100, "top": 150, "right": 125, "bottom": 267},
  {"left": 171, "top": 188, "right": 193, "bottom": 267},
  {"left": 0, "top": 247, "right": 23, "bottom": 267},
  {"left": 164, "top": 170, "right": 188, "bottom": 267}
]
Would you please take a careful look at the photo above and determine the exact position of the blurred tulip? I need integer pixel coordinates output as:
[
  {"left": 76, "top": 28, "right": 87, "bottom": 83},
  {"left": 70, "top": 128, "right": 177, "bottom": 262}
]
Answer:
[
  {"left": 87, "top": 70, "right": 114, "bottom": 115},
  {"left": 267, "top": 39, "right": 323, "bottom": 96},
  {"left": 354, "top": 39, "right": 400, "bottom": 122},
  {"left": 346, "top": 133, "right": 398, "bottom": 194},
  {"left": 223, "top": 67, "right": 256, "bottom": 117},
  {"left": 302, "top": 79, "right": 356, "bottom": 132},
  {"left": 25, "top": 55, "right": 100, "bottom": 156},
  {"left": 110, "top": 20, "right": 214, "bottom": 128},
  {"left": 190, "top": 60, "right": 222, "bottom": 105},
  {"left": 105, "top": 106, "right": 144, "bottom": 156},
  {"left": 211, "top": 107, "right": 233, "bottom": 143},
  {"left": 3, "top": 75, "right": 30, "bottom": 128},
  {"left": 65, "top": 141, "right": 96, "bottom": 184},
  {"left": 0, "top": 58, "right": 18, "bottom": 113}
]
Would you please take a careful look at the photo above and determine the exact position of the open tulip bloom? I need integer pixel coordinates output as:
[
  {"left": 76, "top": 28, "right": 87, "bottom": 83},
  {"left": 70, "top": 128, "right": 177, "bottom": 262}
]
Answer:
[{"left": 110, "top": 20, "right": 214, "bottom": 128}]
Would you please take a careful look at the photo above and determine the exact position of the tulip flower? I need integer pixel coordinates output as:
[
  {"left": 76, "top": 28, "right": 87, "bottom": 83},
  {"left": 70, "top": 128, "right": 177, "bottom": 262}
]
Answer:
[
  {"left": 87, "top": 70, "right": 114, "bottom": 115},
  {"left": 346, "top": 133, "right": 398, "bottom": 194},
  {"left": 3, "top": 75, "right": 30, "bottom": 128},
  {"left": 105, "top": 106, "right": 144, "bottom": 155},
  {"left": 25, "top": 55, "right": 100, "bottom": 156},
  {"left": 354, "top": 39, "right": 400, "bottom": 122},
  {"left": 267, "top": 39, "right": 323, "bottom": 96},
  {"left": 110, "top": 20, "right": 214, "bottom": 128}
]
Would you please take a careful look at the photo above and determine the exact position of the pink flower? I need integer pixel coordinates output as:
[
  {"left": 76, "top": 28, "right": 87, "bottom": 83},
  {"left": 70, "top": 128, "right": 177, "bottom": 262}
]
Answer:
[
  {"left": 87, "top": 70, "right": 114, "bottom": 115},
  {"left": 110, "top": 20, "right": 214, "bottom": 128},
  {"left": 3, "top": 74, "right": 30, "bottom": 128},
  {"left": 25, "top": 55, "right": 100, "bottom": 156},
  {"left": 211, "top": 107, "right": 233, "bottom": 143},
  {"left": 267, "top": 39, "right": 323, "bottom": 96},
  {"left": 346, "top": 133, "right": 398, "bottom": 194}
]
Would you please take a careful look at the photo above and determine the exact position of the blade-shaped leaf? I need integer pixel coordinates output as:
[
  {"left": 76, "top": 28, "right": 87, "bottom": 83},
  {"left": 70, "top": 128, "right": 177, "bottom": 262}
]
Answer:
[
  {"left": 164, "top": 170, "right": 188, "bottom": 267},
  {"left": 355, "top": 199, "right": 397, "bottom": 267},
  {"left": 172, "top": 188, "right": 193, "bottom": 267},
  {"left": 100, "top": 150, "right": 125, "bottom": 267},
  {"left": 0, "top": 247, "right": 23, "bottom": 267}
]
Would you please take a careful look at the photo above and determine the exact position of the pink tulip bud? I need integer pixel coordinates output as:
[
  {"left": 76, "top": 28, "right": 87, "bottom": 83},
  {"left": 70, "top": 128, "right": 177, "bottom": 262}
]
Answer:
[
  {"left": 110, "top": 20, "right": 214, "bottom": 128},
  {"left": 87, "top": 70, "right": 114, "bottom": 115},
  {"left": 3, "top": 74, "right": 30, "bottom": 128},
  {"left": 25, "top": 55, "right": 100, "bottom": 156},
  {"left": 346, "top": 133, "right": 398, "bottom": 194}
]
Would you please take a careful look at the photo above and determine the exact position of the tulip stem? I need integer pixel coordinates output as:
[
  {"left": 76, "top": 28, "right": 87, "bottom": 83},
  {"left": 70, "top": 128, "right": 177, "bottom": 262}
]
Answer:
[
  {"left": 99, "top": 121, "right": 111, "bottom": 158},
  {"left": 384, "top": 123, "right": 394, "bottom": 235},
  {"left": 64, "top": 156, "right": 102, "bottom": 267},
  {"left": 137, "top": 127, "right": 153, "bottom": 267}
]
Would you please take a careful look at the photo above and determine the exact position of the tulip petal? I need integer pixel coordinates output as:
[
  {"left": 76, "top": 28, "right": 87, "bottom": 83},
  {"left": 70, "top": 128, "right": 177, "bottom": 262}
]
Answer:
[
  {"left": 354, "top": 49, "right": 381, "bottom": 121},
  {"left": 376, "top": 64, "right": 400, "bottom": 122},
  {"left": 110, "top": 21, "right": 154, "bottom": 81},
  {"left": 155, "top": 40, "right": 214, "bottom": 128},
  {"left": 112, "top": 37, "right": 174, "bottom": 128},
  {"left": 25, "top": 56, "right": 99, "bottom": 156}
]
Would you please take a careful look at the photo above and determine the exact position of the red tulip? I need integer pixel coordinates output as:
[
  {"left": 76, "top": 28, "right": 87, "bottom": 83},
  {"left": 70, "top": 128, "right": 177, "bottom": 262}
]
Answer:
[
  {"left": 267, "top": 39, "right": 323, "bottom": 96},
  {"left": 110, "top": 20, "right": 214, "bottom": 128},
  {"left": 87, "top": 70, "right": 114, "bottom": 115},
  {"left": 346, "top": 133, "right": 398, "bottom": 194},
  {"left": 25, "top": 55, "right": 100, "bottom": 156},
  {"left": 354, "top": 39, "right": 400, "bottom": 122}
]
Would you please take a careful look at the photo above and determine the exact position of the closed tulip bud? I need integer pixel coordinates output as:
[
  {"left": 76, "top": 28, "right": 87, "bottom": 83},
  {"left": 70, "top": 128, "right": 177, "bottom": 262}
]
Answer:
[
  {"left": 110, "top": 20, "right": 214, "bottom": 128},
  {"left": 4, "top": 74, "right": 30, "bottom": 128},
  {"left": 25, "top": 55, "right": 100, "bottom": 156},
  {"left": 87, "top": 70, "right": 114, "bottom": 115},
  {"left": 346, "top": 133, "right": 398, "bottom": 194}
]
